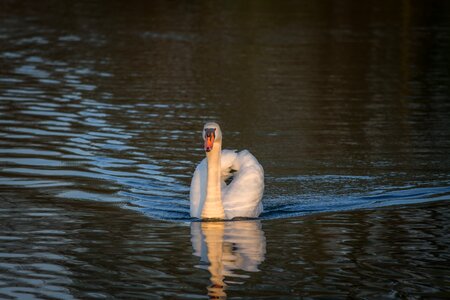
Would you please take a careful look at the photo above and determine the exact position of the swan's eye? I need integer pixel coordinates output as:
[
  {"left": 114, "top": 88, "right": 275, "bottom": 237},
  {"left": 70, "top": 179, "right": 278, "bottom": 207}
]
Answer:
[{"left": 204, "top": 128, "right": 216, "bottom": 139}]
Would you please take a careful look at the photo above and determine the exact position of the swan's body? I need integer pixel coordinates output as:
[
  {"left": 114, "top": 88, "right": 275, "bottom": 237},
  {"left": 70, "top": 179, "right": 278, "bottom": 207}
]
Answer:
[{"left": 190, "top": 122, "right": 264, "bottom": 220}]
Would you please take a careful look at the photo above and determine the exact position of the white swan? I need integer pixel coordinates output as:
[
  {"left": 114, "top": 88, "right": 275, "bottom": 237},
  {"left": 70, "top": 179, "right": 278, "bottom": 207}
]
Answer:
[{"left": 190, "top": 122, "right": 264, "bottom": 219}]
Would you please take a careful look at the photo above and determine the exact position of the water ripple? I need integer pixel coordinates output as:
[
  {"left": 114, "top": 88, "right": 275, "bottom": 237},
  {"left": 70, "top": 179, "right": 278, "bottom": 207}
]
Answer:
[{"left": 0, "top": 2, "right": 449, "bottom": 225}]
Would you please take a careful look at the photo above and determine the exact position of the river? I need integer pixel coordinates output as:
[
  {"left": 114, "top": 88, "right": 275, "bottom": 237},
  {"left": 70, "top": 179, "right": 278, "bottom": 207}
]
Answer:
[{"left": 1, "top": 1, "right": 449, "bottom": 298}]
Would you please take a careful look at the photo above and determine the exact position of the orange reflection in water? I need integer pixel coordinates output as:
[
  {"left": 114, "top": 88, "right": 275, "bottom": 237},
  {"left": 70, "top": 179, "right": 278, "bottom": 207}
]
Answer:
[{"left": 191, "top": 220, "right": 266, "bottom": 299}]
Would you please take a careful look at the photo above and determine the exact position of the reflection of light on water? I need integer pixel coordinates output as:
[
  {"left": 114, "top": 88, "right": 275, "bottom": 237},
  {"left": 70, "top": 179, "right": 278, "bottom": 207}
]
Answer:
[{"left": 191, "top": 220, "right": 266, "bottom": 299}]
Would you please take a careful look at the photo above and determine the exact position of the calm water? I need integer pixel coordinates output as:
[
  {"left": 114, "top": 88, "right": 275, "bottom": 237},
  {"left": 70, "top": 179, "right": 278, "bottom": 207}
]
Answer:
[{"left": 1, "top": 0, "right": 450, "bottom": 298}]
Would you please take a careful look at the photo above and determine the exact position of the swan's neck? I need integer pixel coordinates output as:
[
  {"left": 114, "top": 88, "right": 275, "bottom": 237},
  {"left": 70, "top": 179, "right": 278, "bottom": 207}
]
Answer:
[{"left": 202, "top": 142, "right": 225, "bottom": 219}]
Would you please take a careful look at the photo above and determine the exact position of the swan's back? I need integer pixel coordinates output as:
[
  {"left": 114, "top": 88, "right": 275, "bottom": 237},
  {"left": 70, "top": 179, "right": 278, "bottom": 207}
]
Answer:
[{"left": 190, "top": 150, "right": 264, "bottom": 219}]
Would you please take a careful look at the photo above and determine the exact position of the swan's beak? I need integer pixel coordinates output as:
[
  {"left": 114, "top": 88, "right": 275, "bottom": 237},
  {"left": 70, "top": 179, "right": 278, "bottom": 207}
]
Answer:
[
  {"left": 204, "top": 135, "right": 214, "bottom": 152},
  {"left": 204, "top": 129, "right": 215, "bottom": 152}
]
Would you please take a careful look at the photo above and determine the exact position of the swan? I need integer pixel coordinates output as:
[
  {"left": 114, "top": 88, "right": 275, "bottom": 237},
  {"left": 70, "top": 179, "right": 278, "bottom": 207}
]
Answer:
[{"left": 190, "top": 122, "right": 264, "bottom": 219}]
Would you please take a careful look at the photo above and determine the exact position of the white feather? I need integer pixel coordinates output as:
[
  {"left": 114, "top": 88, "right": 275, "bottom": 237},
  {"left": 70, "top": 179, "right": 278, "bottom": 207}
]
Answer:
[{"left": 190, "top": 149, "right": 264, "bottom": 219}]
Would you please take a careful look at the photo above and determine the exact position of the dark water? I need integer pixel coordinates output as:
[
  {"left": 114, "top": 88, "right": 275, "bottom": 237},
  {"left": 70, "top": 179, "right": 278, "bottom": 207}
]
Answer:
[{"left": 1, "top": 0, "right": 450, "bottom": 298}]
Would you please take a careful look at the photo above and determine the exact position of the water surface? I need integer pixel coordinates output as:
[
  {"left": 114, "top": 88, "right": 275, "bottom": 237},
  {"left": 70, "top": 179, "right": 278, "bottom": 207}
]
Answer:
[{"left": 1, "top": 0, "right": 450, "bottom": 298}]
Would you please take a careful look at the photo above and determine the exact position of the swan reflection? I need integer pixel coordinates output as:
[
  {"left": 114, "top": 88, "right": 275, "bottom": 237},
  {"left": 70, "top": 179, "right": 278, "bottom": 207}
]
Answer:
[{"left": 191, "top": 220, "right": 266, "bottom": 299}]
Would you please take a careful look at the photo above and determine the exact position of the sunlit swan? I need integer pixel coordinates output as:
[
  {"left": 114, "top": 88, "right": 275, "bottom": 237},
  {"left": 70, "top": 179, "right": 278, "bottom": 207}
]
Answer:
[
  {"left": 191, "top": 220, "right": 266, "bottom": 298},
  {"left": 190, "top": 122, "right": 264, "bottom": 219}
]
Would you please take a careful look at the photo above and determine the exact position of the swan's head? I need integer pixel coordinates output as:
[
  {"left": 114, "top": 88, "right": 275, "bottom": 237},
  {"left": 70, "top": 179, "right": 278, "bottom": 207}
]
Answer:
[{"left": 203, "top": 122, "right": 222, "bottom": 152}]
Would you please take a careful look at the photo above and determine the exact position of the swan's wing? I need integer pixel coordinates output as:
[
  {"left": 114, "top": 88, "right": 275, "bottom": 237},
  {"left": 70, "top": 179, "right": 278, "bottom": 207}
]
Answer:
[
  {"left": 222, "top": 150, "right": 264, "bottom": 219},
  {"left": 190, "top": 158, "right": 207, "bottom": 218},
  {"left": 220, "top": 149, "right": 239, "bottom": 183}
]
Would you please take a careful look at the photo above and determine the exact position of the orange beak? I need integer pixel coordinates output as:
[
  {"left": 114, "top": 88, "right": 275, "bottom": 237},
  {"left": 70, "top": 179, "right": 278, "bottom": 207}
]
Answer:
[{"left": 204, "top": 134, "right": 215, "bottom": 152}]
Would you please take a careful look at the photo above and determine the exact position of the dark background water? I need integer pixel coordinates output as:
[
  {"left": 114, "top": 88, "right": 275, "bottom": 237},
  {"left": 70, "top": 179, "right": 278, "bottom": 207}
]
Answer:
[{"left": 1, "top": 0, "right": 449, "bottom": 298}]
